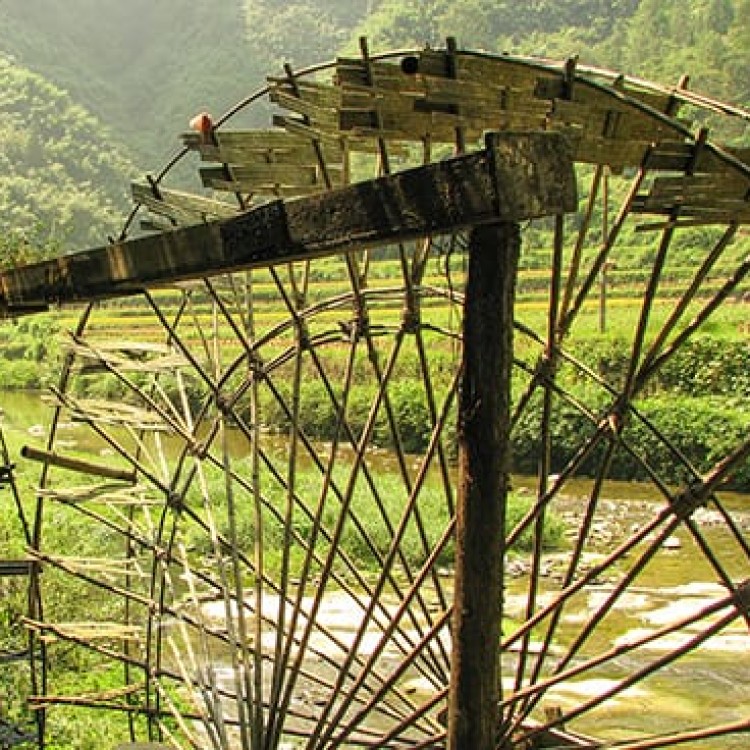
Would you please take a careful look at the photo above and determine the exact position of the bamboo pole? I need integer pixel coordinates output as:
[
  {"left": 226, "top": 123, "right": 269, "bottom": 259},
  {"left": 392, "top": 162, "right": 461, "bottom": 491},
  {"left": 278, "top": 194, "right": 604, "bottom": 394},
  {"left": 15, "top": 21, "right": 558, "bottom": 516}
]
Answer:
[{"left": 21, "top": 445, "right": 137, "bottom": 483}]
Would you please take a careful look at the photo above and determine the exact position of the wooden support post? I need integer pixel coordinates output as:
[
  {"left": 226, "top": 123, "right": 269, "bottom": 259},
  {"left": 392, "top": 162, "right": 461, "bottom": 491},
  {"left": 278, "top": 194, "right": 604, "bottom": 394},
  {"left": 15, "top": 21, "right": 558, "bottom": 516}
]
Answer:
[{"left": 448, "top": 221, "right": 520, "bottom": 750}]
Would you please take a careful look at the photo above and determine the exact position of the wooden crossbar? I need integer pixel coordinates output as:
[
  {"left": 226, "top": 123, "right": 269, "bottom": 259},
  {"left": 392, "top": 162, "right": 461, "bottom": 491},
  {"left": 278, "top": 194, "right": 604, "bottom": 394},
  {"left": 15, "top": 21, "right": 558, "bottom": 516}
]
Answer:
[{"left": 0, "top": 134, "right": 576, "bottom": 316}]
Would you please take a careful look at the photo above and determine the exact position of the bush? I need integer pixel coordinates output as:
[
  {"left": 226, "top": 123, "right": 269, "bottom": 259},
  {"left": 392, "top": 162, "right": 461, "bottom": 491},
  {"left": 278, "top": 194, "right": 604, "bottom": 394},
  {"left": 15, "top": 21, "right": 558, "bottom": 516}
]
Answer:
[
  {"left": 510, "top": 388, "right": 750, "bottom": 491},
  {"left": 617, "top": 396, "right": 750, "bottom": 490},
  {"left": 655, "top": 336, "right": 750, "bottom": 397},
  {"left": 567, "top": 334, "right": 750, "bottom": 398}
]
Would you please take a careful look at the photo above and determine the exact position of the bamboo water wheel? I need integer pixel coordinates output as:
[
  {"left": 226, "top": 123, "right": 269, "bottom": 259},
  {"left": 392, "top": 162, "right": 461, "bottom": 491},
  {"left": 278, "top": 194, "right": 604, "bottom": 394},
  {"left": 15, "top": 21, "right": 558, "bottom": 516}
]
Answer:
[{"left": 6, "top": 41, "right": 750, "bottom": 749}]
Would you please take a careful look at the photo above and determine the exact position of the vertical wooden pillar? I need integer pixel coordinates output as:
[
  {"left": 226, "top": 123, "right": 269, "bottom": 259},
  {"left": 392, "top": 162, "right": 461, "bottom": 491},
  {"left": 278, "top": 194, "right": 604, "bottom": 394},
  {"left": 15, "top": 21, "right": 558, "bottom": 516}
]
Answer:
[{"left": 448, "top": 221, "right": 520, "bottom": 750}]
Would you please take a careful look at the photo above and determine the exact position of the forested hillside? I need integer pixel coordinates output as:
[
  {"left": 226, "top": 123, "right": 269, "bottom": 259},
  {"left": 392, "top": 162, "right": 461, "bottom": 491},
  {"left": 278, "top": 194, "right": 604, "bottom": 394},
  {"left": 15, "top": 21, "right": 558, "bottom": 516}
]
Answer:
[
  {"left": 0, "top": 0, "right": 256, "bottom": 167},
  {"left": 0, "top": 0, "right": 748, "bottom": 254},
  {"left": 0, "top": 55, "right": 135, "bottom": 251}
]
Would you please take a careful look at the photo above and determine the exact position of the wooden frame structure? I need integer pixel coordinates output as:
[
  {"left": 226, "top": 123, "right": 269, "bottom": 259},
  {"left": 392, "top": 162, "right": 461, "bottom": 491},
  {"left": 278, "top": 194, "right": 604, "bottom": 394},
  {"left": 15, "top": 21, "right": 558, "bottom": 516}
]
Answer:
[{"left": 2, "top": 40, "right": 750, "bottom": 750}]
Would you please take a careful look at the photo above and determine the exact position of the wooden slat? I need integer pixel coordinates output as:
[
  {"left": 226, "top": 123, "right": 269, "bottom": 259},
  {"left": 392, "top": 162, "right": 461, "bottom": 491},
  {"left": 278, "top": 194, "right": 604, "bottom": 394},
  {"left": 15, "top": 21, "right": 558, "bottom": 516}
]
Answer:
[
  {"left": 131, "top": 182, "right": 238, "bottom": 227},
  {"left": 37, "top": 483, "right": 160, "bottom": 506},
  {"left": 269, "top": 84, "right": 341, "bottom": 126},
  {"left": 613, "top": 80, "right": 681, "bottom": 115},
  {"left": 199, "top": 163, "right": 344, "bottom": 194},
  {"left": 60, "top": 398, "right": 173, "bottom": 432},
  {"left": 335, "top": 56, "right": 413, "bottom": 89},
  {"left": 272, "top": 115, "right": 388, "bottom": 154},
  {"left": 185, "top": 129, "right": 345, "bottom": 166},
  {"left": 536, "top": 72, "right": 677, "bottom": 116},
  {"left": 644, "top": 141, "right": 750, "bottom": 175},
  {"left": 199, "top": 180, "right": 336, "bottom": 198},
  {"left": 550, "top": 97, "right": 680, "bottom": 140},
  {"left": 647, "top": 173, "right": 750, "bottom": 198},
  {"left": 566, "top": 135, "right": 654, "bottom": 170},
  {"left": 632, "top": 205, "right": 750, "bottom": 224},
  {"left": 633, "top": 170, "right": 750, "bottom": 222},
  {"left": 69, "top": 340, "right": 189, "bottom": 373},
  {"left": 27, "top": 621, "right": 142, "bottom": 643},
  {"left": 31, "top": 554, "right": 149, "bottom": 581},
  {"left": 358, "top": 50, "right": 559, "bottom": 90},
  {"left": 339, "top": 83, "right": 550, "bottom": 144},
  {"left": 21, "top": 445, "right": 137, "bottom": 482}
]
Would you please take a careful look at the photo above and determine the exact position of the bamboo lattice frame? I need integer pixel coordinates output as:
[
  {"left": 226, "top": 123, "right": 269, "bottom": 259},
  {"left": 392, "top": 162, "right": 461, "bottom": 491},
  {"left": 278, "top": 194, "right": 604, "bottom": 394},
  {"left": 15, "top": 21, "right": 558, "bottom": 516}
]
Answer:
[{"left": 4, "top": 40, "right": 750, "bottom": 749}]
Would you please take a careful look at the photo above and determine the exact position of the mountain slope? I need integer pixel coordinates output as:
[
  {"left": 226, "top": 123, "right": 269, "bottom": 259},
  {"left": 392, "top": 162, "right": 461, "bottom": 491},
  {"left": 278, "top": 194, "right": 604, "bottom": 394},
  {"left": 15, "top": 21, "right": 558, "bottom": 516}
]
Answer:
[
  {"left": 0, "top": 54, "right": 135, "bottom": 251},
  {"left": 0, "top": 0, "right": 257, "bottom": 169}
]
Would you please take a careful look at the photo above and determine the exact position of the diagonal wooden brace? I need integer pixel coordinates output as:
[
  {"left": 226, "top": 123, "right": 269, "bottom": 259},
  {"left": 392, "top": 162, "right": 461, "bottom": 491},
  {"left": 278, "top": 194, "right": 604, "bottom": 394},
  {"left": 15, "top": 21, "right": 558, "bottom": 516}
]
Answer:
[{"left": 0, "top": 132, "right": 575, "bottom": 315}]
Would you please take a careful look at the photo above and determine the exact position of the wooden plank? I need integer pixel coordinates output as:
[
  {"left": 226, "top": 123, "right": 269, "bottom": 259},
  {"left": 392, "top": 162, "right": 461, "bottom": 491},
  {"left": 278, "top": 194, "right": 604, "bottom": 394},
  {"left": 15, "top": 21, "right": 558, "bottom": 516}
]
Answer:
[
  {"left": 37, "top": 484, "right": 160, "bottom": 506},
  {"left": 199, "top": 180, "right": 336, "bottom": 199},
  {"left": 335, "top": 56, "right": 414, "bottom": 89},
  {"left": 399, "top": 50, "right": 559, "bottom": 89},
  {"left": 269, "top": 83, "right": 341, "bottom": 120},
  {"left": 537, "top": 73, "right": 676, "bottom": 115},
  {"left": 186, "top": 129, "right": 345, "bottom": 166},
  {"left": 633, "top": 170, "right": 750, "bottom": 222},
  {"left": 131, "top": 182, "right": 238, "bottom": 225},
  {"left": 272, "top": 115, "right": 390, "bottom": 154},
  {"left": 61, "top": 398, "right": 174, "bottom": 431},
  {"left": 340, "top": 85, "right": 552, "bottom": 122},
  {"left": 567, "top": 135, "right": 653, "bottom": 170},
  {"left": 28, "top": 621, "right": 142, "bottom": 643},
  {"left": 72, "top": 348, "right": 189, "bottom": 374},
  {"left": 0, "top": 134, "right": 576, "bottom": 314},
  {"left": 551, "top": 97, "right": 680, "bottom": 140},
  {"left": 31, "top": 555, "right": 148, "bottom": 578},
  {"left": 634, "top": 207, "right": 750, "bottom": 225},
  {"left": 200, "top": 163, "right": 318, "bottom": 187},
  {"left": 199, "top": 163, "right": 344, "bottom": 192},
  {"left": 646, "top": 174, "right": 750, "bottom": 199},
  {"left": 614, "top": 80, "right": 680, "bottom": 115},
  {"left": 644, "top": 140, "right": 750, "bottom": 175}
]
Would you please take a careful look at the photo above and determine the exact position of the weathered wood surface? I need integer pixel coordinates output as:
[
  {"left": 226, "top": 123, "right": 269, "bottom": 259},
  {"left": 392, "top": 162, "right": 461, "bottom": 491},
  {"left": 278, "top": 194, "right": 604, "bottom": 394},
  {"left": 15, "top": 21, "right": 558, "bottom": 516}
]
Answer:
[
  {"left": 0, "top": 133, "right": 576, "bottom": 316},
  {"left": 449, "top": 222, "right": 519, "bottom": 750},
  {"left": 331, "top": 49, "right": 750, "bottom": 186}
]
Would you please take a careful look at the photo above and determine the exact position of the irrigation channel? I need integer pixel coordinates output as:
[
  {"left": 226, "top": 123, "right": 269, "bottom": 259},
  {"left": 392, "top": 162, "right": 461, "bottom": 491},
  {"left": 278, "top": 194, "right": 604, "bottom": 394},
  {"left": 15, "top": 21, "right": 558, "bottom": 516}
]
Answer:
[{"left": 3, "top": 390, "right": 748, "bottom": 747}]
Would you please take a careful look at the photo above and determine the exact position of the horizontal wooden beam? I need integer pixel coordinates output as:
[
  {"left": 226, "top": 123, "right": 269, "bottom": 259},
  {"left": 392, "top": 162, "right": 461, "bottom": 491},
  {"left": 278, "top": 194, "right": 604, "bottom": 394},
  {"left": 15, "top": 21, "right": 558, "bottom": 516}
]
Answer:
[{"left": 0, "top": 133, "right": 575, "bottom": 315}]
